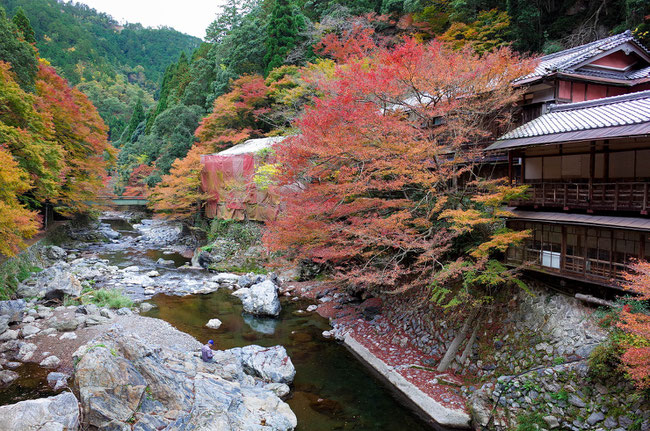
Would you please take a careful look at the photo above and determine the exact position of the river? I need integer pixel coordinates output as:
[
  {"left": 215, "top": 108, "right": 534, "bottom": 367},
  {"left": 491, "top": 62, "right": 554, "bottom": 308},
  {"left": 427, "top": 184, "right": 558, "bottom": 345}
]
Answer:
[{"left": 2, "top": 215, "right": 434, "bottom": 431}]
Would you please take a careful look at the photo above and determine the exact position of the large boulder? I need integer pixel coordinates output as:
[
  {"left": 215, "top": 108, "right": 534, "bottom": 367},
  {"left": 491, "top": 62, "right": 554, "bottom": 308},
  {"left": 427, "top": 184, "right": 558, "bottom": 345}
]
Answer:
[
  {"left": 0, "top": 299, "right": 26, "bottom": 323},
  {"left": 44, "top": 245, "right": 67, "bottom": 261},
  {"left": 238, "top": 345, "right": 296, "bottom": 384},
  {"left": 17, "top": 263, "right": 82, "bottom": 300},
  {"left": 232, "top": 280, "right": 281, "bottom": 317},
  {"left": 73, "top": 329, "right": 296, "bottom": 431},
  {"left": 0, "top": 392, "right": 79, "bottom": 430}
]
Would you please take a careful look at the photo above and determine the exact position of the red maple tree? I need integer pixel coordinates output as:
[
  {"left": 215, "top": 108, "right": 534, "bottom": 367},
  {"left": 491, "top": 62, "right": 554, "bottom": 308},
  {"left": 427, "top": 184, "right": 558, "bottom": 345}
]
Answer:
[
  {"left": 265, "top": 38, "right": 535, "bottom": 300},
  {"left": 619, "top": 260, "right": 650, "bottom": 389}
]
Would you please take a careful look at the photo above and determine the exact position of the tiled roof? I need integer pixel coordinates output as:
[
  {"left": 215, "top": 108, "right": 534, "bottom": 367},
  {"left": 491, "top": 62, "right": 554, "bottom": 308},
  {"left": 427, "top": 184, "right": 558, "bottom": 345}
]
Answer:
[
  {"left": 487, "top": 90, "right": 650, "bottom": 150},
  {"left": 505, "top": 208, "right": 650, "bottom": 231},
  {"left": 519, "top": 30, "right": 650, "bottom": 82}
]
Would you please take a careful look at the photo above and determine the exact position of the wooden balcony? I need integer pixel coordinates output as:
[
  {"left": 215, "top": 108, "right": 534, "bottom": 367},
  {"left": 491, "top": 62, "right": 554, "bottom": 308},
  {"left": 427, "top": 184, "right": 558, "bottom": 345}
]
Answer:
[
  {"left": 511, "top": 182, "right": 650, "bottom": 213},
  {"left": 511, "top": 246, "right": 629, "bottom": 287}
]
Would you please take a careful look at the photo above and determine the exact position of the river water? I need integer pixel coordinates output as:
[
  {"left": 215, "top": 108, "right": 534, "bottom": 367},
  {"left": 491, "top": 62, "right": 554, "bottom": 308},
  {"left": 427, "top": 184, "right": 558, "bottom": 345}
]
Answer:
[{"left": 1, "top": 217, "right": 434, "bottom": 431}]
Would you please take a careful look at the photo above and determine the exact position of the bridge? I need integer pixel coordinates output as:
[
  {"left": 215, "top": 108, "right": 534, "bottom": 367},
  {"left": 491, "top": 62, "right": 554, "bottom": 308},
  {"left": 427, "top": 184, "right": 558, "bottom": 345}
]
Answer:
[{"left": 99, "top": 196, "right": 149, "bottom": 206}]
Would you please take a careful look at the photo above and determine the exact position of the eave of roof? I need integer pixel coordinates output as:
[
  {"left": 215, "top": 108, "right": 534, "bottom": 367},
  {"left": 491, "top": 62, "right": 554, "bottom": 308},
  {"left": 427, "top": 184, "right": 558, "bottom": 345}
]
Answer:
[
  {"left": 505, "top": 208, "right": 650, "bottom": 231},
  {"left": 487, "top": 90, "right": 650, "bottom": 151}
]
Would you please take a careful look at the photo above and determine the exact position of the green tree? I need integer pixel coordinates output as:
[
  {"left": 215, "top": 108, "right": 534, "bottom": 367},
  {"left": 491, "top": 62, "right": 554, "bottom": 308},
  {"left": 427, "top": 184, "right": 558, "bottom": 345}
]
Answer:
[
  {"left": 0, "top": 7, "right": 37, "bottom": 91},
  {"left": 125, "top": 99, "right": 145, "bottom": 140},
  {"left": 11, "top": 7, "right": 35, "bottom": 43},
  {"left": 264, "top": 0, "right": 306, "bottom": 74}
]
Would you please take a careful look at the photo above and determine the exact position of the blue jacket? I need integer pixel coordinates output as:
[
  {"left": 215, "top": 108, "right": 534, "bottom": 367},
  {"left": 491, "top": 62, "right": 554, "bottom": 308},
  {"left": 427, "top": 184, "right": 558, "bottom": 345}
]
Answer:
[{"left": 201, "top": 344, "right": 214, "bottom": 362}]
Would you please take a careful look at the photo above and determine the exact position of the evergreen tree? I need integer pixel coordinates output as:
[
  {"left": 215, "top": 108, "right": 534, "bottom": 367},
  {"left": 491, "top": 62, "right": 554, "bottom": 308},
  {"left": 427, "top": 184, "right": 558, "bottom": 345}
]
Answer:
[
  {"left": 11, "top": 7, "right": 35, "bottom": 44},
  {"left": 0, "top": 7, "right": 37, "bottom": 90},
  {"left": 145, "top": 63, "right": 176, "bottom": 133},
  {"left": 263, "top": 0, "right": 305, "bottom": 74},
  {"left": 125, "top": 99, "right": 145, "bottom": 140},
  {"left": 12, "top": 7, "right": 35, "bottom": 44}
]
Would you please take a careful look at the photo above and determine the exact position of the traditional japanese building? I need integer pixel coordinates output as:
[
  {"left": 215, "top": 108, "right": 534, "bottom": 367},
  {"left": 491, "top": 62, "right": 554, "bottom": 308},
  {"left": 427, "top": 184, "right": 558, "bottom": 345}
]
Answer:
[{"left": 487, "top": 31, "right": 650, "bottom": 289}]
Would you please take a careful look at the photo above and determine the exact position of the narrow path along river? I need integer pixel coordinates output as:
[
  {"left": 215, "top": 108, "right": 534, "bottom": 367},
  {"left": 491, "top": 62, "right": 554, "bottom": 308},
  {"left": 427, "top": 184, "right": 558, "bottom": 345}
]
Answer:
[{"left": 89, "top": 216, "right": 434, "bottom": 430}]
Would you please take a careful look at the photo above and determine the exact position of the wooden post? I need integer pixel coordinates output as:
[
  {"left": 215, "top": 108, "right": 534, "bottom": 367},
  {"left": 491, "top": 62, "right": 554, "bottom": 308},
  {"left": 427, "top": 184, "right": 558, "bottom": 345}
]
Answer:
[
  {"left": 589, "top": 142, "right": 595, "bottom": 211},
  {"left": 508, "top": 151, "right": 513, "bottom": 185},
  {"left": 604, "top": 140, "right": 610, "bottom": 180},
  {"left": 521, "top": 155, "right": 526, "bottom": 184},
  {"left": 561, "top": 226, "right": 567, "bottom": 271}
]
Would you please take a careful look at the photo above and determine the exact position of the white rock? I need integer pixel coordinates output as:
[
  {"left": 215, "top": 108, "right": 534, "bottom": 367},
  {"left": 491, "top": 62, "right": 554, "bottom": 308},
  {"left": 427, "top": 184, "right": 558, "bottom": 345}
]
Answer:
[
  {"left": 306, "top": 305, "right": 318, "bottom": 312},
  {"left": 60, "top": 333, "right": 77, "bottom": 340},
  {"left": 21, "top": 325, "right": 41, "bottom": 337},
  {"left": 232, "top": 280, "right": 281, "bottom": 317},
  {"left": 146, "top": 270, "right": 160, "bottom": 277},
  {"left": 206, "top": 319, "right": 222, "bottom": 329},
  {"left": 39, "top": 356, "right": 61, "bottom": 369},
  {"left": 22, "top": 316, "right": 35, "bottom": 323}
]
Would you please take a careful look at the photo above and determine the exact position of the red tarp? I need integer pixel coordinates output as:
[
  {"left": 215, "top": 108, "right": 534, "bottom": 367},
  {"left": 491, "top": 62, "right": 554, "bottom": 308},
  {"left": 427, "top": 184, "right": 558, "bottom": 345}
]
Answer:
[{"left": 200, "top": 153, "right": 280, "bottom": 221}]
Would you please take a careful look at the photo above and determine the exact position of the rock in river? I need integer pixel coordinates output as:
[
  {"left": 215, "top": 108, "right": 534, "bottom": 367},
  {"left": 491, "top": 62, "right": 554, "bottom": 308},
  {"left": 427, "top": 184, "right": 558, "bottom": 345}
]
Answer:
[
  {"left": 73, "top": 328, "right": 297, "bottom": 430},
  {"left": 232, "top": 280, "right": 281, "bottom": 317},
  {"left": 0, "top": 392, "right": 79, "bottom": 430}
]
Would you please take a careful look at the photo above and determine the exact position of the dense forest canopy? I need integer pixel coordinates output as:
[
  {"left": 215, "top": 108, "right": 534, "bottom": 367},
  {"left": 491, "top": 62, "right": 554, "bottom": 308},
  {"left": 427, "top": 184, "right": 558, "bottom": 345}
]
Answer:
[{"left": 1, "top": 0, "right": 201, "bottom": 138}]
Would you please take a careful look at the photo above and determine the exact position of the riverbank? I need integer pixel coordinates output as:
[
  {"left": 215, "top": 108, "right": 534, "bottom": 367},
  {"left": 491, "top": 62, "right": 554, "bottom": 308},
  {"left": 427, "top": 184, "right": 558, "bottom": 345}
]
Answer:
[
  {"left": 281, "top": 278, "right": 650, "bottom": 430},
  {"left": 0, "top": 213, "right": 435, "bottom": 430}
]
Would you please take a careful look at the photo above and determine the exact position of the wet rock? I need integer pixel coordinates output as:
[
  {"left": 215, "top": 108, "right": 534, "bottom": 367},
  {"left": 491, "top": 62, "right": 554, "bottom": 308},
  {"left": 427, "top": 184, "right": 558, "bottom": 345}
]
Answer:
[
  {"left": 232, "top": 280, "right": 281, "bottom": 317},
  {"left": 206, "top": 318, "right": 222, "bottom": 329},
  {"left": 156, "top": 258, "right": 175, "bottom": 266},
  {"left": 0, "top": 392, "right": 79, "bottom": 429},
  {"left": 5, "top": 362, "right": 21, "bottom": 369},
  {"left": 139, "top": 303, "right": 154, "bottom": 313},
  {"left": 0, "top": 299, "right": 26, "bottom": 323},
  {"left": 99, "top": 224, "right": 121, "bottom": 240},
  {"left": 17, "top": 263, "right": 82, "bottom": 300},
  {"left": 0, "top": 370, "right": 19, "bottom": 385},
  {"left": 239, "top": 345, "right": 296, "bottom": 384}
]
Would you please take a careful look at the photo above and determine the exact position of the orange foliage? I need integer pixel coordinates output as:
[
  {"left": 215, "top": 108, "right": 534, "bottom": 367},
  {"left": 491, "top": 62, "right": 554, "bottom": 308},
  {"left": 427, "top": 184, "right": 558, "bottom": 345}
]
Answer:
[
  {"left": 148, "top": 144, "right": 209, "bottom": 221},
  {"left": 0, "top": 146, "right": 40, "bottom": 256},
  {"left": 195, "top": 74, "right": 270, "bottom": 151},
  {"left": 35, "top": 64, "right": 116, "bottom": 216},
  {"left": 619, "top": 260, "right": 650, "bottom": 389}
]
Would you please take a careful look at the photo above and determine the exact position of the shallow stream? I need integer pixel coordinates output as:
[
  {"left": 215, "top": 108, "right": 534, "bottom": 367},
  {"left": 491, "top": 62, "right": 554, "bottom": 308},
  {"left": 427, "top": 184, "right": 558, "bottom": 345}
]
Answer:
[{"left": 2, "top": 216, "right": 434, "bottom": 430}]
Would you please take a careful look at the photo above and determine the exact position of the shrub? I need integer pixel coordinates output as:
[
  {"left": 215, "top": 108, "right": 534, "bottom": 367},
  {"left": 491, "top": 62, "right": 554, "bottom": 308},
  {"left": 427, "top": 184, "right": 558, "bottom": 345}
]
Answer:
[
  {"left": 0, "top": 254, "right": 41, "bottom": 300},
  {"left": 516, "top": 412, "right": 547, "bottom": 431},
  {"left": 85, "top": 289, "right": 133, "bottom": 309},
  {"left": 589, "top": 339, "right": 624, "bottom": 381}
]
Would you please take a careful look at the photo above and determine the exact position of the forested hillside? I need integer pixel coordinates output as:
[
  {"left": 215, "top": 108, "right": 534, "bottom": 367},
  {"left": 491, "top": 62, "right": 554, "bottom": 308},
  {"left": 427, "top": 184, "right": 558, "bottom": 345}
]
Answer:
[
  {"left": 0, "top": 8, "right": 114, "bottom": 255},
  {"left": 1, "top": 0, "right": 201, "bottom": 138}
]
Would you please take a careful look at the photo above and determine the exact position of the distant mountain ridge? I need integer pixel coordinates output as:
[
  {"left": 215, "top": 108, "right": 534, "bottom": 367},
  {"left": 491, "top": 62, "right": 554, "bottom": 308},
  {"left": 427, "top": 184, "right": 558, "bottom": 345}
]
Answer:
[{"left": 1, "top": 0, "right": 202, "bottom": 138}]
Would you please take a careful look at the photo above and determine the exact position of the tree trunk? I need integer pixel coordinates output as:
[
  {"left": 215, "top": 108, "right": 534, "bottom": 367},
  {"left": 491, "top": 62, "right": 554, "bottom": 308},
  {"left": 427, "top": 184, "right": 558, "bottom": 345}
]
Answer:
[
  {"left": 437, "top": 308, "right": 480, "bottom": 372},
  {"left": 459, "top": 323, "right": 479, "bottom": 366}
]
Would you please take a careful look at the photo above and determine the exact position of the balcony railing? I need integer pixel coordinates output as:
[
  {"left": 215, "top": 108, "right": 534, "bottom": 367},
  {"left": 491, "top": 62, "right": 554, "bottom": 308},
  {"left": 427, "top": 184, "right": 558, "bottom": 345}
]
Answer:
[{"left": 511, "top": 182, "right": 650, "bottom": 213}]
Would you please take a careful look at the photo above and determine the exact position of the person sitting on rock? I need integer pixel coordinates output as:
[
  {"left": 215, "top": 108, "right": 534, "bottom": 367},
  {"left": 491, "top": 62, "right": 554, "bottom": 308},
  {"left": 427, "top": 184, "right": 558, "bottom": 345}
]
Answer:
[{"left": 201, "top": 339, "right": 214, "bottom": 362}]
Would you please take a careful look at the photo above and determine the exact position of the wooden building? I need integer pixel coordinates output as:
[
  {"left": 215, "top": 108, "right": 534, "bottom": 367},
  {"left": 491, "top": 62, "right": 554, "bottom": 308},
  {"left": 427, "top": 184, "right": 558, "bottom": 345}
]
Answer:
[{"left": 487, "top": 31, "right": 650, "bottom": 288}]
